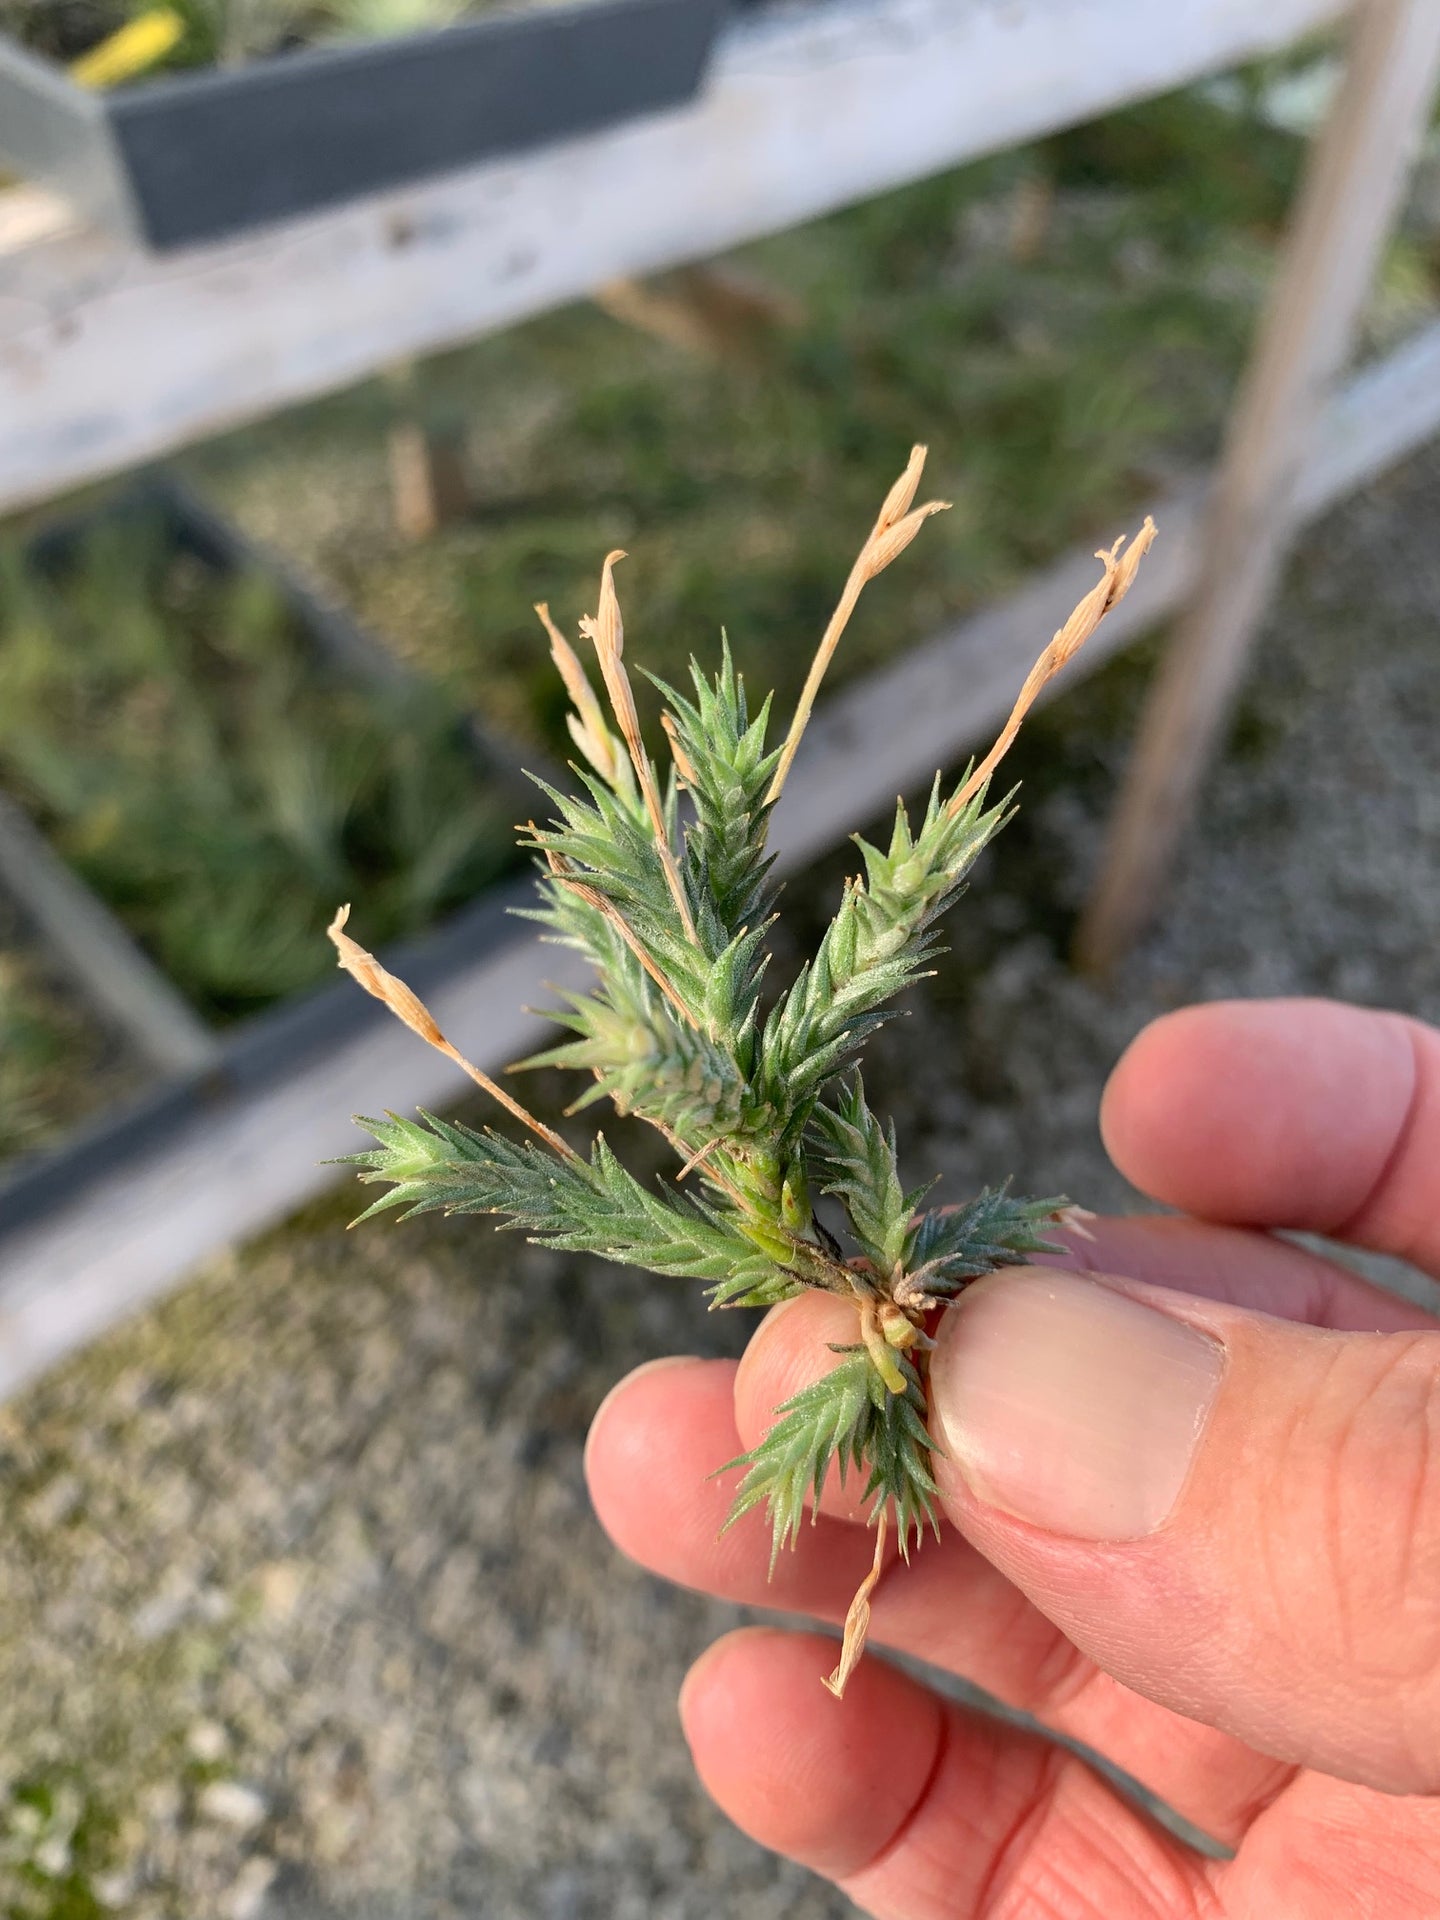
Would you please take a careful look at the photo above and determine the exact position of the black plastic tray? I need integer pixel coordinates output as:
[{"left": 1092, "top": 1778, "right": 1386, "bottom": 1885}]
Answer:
[{"left": 0, "top": 0, "right": 725, "bottom": 250}]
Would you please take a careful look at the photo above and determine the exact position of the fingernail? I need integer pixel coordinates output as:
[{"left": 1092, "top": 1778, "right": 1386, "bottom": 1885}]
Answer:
[{"left": 931, "top": 1271, "right": 1223, "bottom": 1540}]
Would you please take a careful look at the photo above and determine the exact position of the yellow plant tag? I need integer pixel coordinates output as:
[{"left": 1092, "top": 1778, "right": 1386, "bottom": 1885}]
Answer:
[{"left": 70, "top": 8, "right": 186, "bottom": 90}]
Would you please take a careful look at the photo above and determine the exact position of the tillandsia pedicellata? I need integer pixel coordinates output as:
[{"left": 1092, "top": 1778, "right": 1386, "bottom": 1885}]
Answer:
[{"left": 327, "top": 447, "right": 1156, "bottom": 1695}]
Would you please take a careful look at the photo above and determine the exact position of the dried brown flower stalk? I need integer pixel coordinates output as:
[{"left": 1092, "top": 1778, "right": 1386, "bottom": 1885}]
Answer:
[
  {"left": 766, "top": 443, "right": 951, "bottom": 805},
  {"left": 326, "top": 905, "right": 575, "bottom": 1162}
]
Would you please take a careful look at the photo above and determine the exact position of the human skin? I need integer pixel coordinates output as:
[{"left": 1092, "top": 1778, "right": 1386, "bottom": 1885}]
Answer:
[{"left": 585, "top": 998, "right": 1440, "bottom": 1918}]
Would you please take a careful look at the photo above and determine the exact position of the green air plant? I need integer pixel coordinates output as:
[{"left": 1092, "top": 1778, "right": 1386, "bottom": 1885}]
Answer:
[{"left": 329, "top": 448, "right": 1155, "bottom": 1693}]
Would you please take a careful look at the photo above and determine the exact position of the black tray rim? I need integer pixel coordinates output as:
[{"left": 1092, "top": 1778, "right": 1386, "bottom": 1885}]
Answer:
[{"left": 0, "top": 0, "right": 727, "bottom": 247}]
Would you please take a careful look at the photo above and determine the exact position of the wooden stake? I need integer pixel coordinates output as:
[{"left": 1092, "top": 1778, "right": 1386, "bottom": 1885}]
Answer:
[
  {"left": 1007, "top": 169, "right": 1055, "bottom": 263},
  {"left": 384, "top": 359, "right": 470, "bottom": 543},
  {"left": 387, "top": 420, "right": 471, "bottom": 543},
  {"left": 593, "top": 264, "right": 802, "bottom": 361},
  {"left": 1075, "top": 0, "right": 1440, "bottom": 973}
]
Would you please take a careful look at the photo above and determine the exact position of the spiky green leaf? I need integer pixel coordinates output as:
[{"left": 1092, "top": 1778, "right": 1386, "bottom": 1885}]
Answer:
[
  {"left": 651, "top": 639, "right": 782, "bottom": 942},
  {"left": 759, "top": 779, "right": 1010, "bottom": 1135},
  {"left": 904, "top": 1184, "right": 1067, "bottom": 1299},
  {"left": 341, "top": 1113, "right": 799, "bottom": 1306},
  {"left": 720, "top": 1351, "right": 873, "bottom": 1568},
  {"left": 807, "top": 1076, "right": 915, "bottom": 1274},
  {"left": 722, "top": 1344, "right": 939, "bottom": 1567}
]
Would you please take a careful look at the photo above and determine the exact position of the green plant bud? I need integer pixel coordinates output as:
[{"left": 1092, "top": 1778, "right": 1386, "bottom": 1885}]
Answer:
[{"left": 736, "top": 1215, "right": 798, "bottom": 1266}]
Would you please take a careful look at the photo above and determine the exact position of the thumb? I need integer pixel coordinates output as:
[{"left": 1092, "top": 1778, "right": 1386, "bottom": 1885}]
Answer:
[{"left": 929, "top": 1267, "right": 1440, "bottom": 1793}]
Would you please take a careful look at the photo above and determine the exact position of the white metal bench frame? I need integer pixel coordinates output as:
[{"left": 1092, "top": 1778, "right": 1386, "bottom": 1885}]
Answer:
[{"left": 4, "top": 0, "right": 1440, "bottom": 1398}]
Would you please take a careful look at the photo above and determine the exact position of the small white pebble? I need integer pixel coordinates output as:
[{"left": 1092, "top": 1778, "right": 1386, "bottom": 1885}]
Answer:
[
  {"left": 91, "top": 1869, "right": 137, "bottom": 1909},
  {"left": 253, "top": 1561, "right": 304, "bottom": 1622},
  {"left": 131, "top": 1575, "right": 197, "bottom": 1643},
  {"left": 198, "top": 1781, "right": 267, "bottom": 1832},
  {"left": 187, "top": 1720, "right": 229, "bottom": 1764},
  {"left": 33, "top": 1836, "right": 71, "bottom": 1877},
  {"left": 140, "top": 1782, "right": 182, "bottom": 1825},
  {"left": 225, "top": 1854, "right": 278, "bottom": 1920}
]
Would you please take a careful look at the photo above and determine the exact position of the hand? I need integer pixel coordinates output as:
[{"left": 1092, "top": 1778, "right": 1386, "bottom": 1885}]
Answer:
[{"left": 585, "top": 998, "right": 1440, "bottom": 1918}]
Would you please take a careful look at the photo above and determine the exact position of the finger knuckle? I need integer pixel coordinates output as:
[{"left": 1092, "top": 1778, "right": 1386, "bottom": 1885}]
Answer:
[{"left": 1310, "top": 1334, "right": 1440, "bottom": 1683}]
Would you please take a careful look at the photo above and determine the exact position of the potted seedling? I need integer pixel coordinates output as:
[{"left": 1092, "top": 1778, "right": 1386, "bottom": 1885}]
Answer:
[
  {"left": 0, "top": 0, "right": 725, "bottom": 248},
  {"left": 329, "top": 447, "right": 1155, "bottom": 1691}
]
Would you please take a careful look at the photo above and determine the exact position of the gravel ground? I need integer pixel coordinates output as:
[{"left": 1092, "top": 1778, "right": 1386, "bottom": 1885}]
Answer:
[{"left": 2, "top": 444, "right": 1439, "bottom": 1917}]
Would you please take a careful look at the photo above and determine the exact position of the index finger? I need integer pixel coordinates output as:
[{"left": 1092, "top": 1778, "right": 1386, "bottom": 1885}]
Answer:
[{"left": 1101, "top": 998, "right": 1440, "bottom": 1280}]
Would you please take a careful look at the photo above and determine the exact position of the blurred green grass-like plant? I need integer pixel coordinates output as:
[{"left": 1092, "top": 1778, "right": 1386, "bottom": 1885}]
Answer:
[{"left": 0, "top": 519, "right": 513, "bottom": 1022}]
